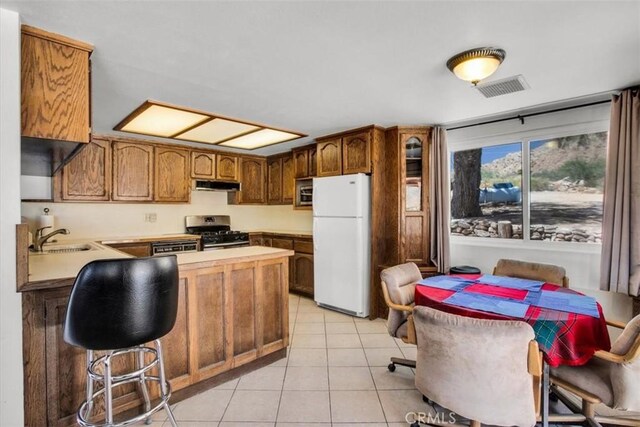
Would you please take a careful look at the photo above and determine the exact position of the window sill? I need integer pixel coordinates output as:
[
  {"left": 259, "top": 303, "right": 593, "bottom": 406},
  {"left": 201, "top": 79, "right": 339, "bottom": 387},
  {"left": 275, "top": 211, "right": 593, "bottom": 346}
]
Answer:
[{"left": 450, "top": 235, "right": 602, "bottom": 255}]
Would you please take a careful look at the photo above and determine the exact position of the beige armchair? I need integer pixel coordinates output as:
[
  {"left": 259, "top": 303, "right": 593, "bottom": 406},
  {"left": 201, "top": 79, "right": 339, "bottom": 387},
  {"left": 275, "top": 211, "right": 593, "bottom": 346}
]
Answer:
[
  {"left": 493, "top": 258, "right": 569, "bottom": 287},
  {"left": 413, "top": 306, "right": 542, "bottom": 427},
  {"left": 550, "top": 315, "right": 640, "bottom": 426},
  {"left": 380, "top": 262, "right": 422, "bottom": 371}
]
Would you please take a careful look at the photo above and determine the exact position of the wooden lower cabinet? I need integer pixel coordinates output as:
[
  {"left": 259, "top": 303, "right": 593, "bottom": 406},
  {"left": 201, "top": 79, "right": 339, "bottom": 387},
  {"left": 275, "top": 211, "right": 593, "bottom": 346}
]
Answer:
[
  {"left": 22, "top": 257, "right": 290, "bottom": 426},
  {"left": 250, "top": 233, "right": 314, "bottom": 297}
]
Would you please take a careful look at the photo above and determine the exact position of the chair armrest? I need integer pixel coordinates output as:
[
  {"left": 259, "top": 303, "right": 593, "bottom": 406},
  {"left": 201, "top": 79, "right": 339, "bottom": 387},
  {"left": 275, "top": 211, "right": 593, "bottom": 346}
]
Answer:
[
  {"left": 381, "top": 281, "right": 414, "bottom": 313},
  {"left": 528, "top": 341, "right": 542, "bottom": 376},
  {"left": 594, "top": 335, "right": 640, "bottom": 364},
  {"left": 606, "top": 319, "right": 627, "bottom": 329}
]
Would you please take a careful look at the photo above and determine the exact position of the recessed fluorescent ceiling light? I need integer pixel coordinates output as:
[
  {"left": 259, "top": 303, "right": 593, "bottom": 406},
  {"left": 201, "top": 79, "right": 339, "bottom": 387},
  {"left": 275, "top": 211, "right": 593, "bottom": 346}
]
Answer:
[
  {"left": 115, "top": 100, "right": 306, "bottom": 149},
  {"left": 117, "top": 104, "right": 209, "bottom": 137},
  {"left": 176, "top": 118, "right": 259, "bottom": 144},
  {"left": 219, "top": 129, "right": 300, "bottom": 149}
]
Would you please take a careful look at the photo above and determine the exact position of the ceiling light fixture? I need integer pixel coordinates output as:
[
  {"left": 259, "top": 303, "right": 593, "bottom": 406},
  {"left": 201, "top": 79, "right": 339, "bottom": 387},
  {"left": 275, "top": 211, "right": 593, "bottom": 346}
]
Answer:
[
  {"left": 446, "top": 47, "right": 506, "bottom": 86},
  {"left": 114, "top": 100, "right": 306, "bottom": 150}
]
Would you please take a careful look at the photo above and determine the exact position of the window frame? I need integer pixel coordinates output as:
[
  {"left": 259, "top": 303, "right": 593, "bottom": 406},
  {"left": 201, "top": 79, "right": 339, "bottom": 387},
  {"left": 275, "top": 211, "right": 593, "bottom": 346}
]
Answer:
[{"left": 448, "top": 119, "right": 609, "bottom": 254}]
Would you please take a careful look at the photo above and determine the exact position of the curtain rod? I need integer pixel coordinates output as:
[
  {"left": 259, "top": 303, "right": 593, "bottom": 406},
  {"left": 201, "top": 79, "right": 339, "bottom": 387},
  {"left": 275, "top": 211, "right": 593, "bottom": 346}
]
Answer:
[{"left": 446, "top": 99, "right": 611, "bottom": 131}]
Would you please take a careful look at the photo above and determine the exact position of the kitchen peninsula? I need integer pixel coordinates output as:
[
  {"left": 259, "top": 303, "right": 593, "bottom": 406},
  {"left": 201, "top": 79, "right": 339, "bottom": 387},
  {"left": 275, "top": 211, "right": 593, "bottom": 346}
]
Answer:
[{"left": 21, "top": 244, "right": 293, "bottom": 426}]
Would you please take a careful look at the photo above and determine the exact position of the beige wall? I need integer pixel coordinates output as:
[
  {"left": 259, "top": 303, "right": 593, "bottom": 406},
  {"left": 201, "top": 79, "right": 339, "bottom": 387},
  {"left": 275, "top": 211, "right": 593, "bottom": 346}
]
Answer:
[{"left": 21, "top": 190, "right": 313, "bottom": 240}]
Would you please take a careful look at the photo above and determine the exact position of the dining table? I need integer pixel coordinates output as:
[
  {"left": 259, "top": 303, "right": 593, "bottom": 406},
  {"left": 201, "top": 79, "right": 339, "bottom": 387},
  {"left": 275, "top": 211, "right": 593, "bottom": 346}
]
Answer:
[{"left": 414, "top": 273, "right": 612, "bottom": 427}]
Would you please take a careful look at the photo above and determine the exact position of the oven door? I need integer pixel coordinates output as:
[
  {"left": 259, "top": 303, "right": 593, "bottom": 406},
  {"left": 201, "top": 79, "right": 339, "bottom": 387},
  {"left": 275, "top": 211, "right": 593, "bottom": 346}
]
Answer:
[{"left": 152, "top": 241, "right": 199, "bottom": 256}]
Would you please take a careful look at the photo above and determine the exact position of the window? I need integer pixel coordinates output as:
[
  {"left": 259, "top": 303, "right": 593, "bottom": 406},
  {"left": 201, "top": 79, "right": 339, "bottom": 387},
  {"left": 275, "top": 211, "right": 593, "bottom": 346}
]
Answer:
[{"left": 450, "top": 131, "right": 607, "bottom": 244}]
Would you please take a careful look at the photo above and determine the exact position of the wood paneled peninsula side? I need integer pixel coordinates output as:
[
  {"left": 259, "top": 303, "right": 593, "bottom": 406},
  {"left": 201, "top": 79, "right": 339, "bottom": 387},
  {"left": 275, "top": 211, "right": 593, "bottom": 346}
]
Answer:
[{"left": 21, "top": 246, "right": 292, "bottom": 427}]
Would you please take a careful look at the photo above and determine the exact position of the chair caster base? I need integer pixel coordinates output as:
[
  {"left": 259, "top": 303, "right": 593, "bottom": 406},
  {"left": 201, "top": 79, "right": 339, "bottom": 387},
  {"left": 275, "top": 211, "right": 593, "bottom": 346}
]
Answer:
[
  {"left": 388, "top": 363, "right": 396, "bottom": 372},
  {"left": 422, "top": 395, "right": 432, "bottom": 405},
  {"left": 145, "top": 418, "right": 152, "bottom": 425},
  {"left": 410, "top": 422, "right": 420, "bottom": 427}
]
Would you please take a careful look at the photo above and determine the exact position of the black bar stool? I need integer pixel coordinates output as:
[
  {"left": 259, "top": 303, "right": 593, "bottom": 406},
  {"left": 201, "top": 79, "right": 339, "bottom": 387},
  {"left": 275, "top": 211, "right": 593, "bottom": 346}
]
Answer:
[{"left": 63, "top": 255, "right": 179, "bottom": 426}]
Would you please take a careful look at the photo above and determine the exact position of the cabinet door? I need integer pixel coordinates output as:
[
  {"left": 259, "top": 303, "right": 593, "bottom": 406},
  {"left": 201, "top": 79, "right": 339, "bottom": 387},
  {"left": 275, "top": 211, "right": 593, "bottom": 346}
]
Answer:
[
  {"left": 191, "top": 151, "right": 216, "bottom": 179},
  {"left": 21, "top": 31, "right": 91, "bottom": 143},
  {"left": 155, "top": 146, "right": 190, "bottom": 202},
  {"left": 258, "top": 259, "right": 288, "bottom": 354},
  {"left": 112, "top": 142, "right": 154, "bottom": 201},
  {"left": 216, "top": 155, "right": 238, "bottom": 181},
  {"left": 342, "top": 131, "right": 371, "bottom": 174},
  {"left": 239, "top": 157, "right": 266, "bottom": 204},
  {"left": 59, "top": 137, "right": 111, "bottom": 201},
  {"left": 187, "top": 266, "right": 232, "bottom": 382},
  {"left": 293, "top": 253, "right": 314, "bottom": 297},
  {"left": 293, "top": 149, "right": 309, "bottom": 178},
  {"left": 308, "top": 146, "right": 317, "bottom": 177},
  {"left": 282, "top": 155, "right": 295, "bottom": 203},
  {"left": 267, "top": 158, "right": 283, "bottom": 204},
  {"left": 271, "top": 238, "right": 294, "bottom": 250},
  {"left": 249, "top": 234, "right": 264, "bottom": 246},
  {"left": 317, "top": 139, "right": 342, "bottom": 176}
]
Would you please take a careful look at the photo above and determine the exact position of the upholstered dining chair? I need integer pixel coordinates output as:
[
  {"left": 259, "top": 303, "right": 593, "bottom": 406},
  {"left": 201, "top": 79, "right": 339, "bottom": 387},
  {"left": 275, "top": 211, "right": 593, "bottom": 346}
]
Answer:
[
  {"left": 380, "top": 262, "right": 422, "bottom": 371},
  {"left": 493, "top": 258, "right": 570, "bottom": 287},
  {"left": 550, "top": 314, "right": 640, "bottom": 426},
  {"left": 412, "top": 306, "right": 542, "bottom": 427}
]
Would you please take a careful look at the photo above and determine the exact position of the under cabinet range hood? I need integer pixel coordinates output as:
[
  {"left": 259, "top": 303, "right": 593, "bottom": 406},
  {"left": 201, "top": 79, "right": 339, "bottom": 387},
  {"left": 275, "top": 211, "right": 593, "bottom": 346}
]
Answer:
[{"left": 193, "top": 180, "right": 241, "bottom": 192}]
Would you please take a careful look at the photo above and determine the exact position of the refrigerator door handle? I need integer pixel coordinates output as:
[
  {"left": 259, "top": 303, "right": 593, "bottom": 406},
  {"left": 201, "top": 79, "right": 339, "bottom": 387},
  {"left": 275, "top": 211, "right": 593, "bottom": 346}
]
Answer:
[{"left": 313, "top": 218, "right": 319, "bottom": 251}]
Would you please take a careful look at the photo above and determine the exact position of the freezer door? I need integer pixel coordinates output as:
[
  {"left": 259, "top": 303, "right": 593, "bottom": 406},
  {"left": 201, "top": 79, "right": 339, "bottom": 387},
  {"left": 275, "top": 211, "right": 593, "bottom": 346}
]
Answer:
[
  {"left": 313, "top": 174, "right": 367, "bottom": 218},
  {"left": 313, "top": 216, "right": 369, "bottom": 316}
]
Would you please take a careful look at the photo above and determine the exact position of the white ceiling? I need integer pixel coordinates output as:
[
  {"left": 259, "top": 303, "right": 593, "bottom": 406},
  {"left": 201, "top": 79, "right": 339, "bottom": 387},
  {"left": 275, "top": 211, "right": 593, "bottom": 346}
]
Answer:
[{"left": 2, "top": 1, "right": 639, "bottom": 155}]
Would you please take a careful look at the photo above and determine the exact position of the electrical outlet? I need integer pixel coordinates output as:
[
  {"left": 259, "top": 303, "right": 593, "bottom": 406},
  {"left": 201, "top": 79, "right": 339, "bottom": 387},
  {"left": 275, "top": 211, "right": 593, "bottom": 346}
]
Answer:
[{"left": 144, "top": 213, "right": 157, "bottom": 223}]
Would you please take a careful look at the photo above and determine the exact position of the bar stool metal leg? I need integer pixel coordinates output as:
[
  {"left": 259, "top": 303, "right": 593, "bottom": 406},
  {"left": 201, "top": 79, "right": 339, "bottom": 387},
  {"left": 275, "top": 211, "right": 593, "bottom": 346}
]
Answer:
[
  {"left": 104, "top": 351, "right": 114, "bottom": 425},
  {"left": 84, "top": 350, "right": 95, "bottom": 421},
  {"left": 155, "top": 340, "right": 177, "bottom": 427},
  {"left": 137, "top": 345, "right": 152, "bottom": 425}
]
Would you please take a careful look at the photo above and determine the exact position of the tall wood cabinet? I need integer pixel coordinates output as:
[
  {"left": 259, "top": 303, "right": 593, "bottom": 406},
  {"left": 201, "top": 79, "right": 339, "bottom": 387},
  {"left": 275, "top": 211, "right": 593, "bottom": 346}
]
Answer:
[{"left": 21, "top": 25, "right": 93, "bottom": 144}]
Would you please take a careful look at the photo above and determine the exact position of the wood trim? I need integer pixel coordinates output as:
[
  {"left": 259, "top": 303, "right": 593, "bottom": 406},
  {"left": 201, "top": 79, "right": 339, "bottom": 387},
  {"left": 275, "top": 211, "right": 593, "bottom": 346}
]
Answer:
[
  {"left": 113, "top": 99, "right": 306, "bottom": 141},
  {"left": 550, "top": 375, "right": 602, "bottom": 404},
  {"left": 21, "top": 24, "right": 93, "bottom": 52},
  {"left": 606, "top": 319, "right": 628, "bottom": 329},
  {"left": 16, "top": 223, "right": 29, "bottom": 291}
]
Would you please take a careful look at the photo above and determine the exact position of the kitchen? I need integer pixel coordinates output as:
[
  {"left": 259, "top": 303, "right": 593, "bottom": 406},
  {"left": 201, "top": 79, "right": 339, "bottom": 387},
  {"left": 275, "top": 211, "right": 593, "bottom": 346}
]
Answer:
[{"left": 2, "top": 2, "right": 639, "bottom": 427}]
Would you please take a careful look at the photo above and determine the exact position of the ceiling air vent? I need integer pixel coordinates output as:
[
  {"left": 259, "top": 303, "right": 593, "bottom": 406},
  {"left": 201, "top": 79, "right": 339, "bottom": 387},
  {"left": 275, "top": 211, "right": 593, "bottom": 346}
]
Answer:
[{"left": 475, "top": 75, "right": 530, "bottom": 98}]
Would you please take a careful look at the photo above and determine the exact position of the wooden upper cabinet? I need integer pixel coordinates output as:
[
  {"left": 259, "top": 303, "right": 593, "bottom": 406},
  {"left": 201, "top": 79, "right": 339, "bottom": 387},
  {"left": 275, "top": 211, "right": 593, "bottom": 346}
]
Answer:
[
  {"left": 57, "top": 137, "right": 111, "bottom": 201},
  {"left": 282, "top": 155, "right": 294, "bottom": 203},
  {"left": 293, "top": 149, "right": 309, "bottom": 178},
  {"left": 238, "top": 157, "right": 266, "bottom": 204},
  {"left": 308, "top": 145, "right": 317, "bottom": 177},
  {"left": 342, "top": 131, "right": 371, "bottom": 174},
  {"left": 191, "top": 151, "right": 216, "bottom": 179},
  {"left": 112, "top": 142, "right": 154, "bottom": 201},
  {"left": 217, "top": 154, "right": 238, "bottom": 181},
  {"left": 155, "top": 146, "right": 190, "bottom": 202},
  {"left": 267, "top": 157, "right": 283, "bottom": 204},
  {"left": 316, "top": 138, "right": 342, "bottom": 177},
  {"left": 21, "top": 25, "right": 93, "bottom": 143}
]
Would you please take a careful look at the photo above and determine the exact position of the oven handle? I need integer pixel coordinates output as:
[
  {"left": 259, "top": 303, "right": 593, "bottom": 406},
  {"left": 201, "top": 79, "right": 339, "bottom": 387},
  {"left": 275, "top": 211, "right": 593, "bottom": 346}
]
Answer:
[{"left": 203, "top": 241, "right": 250, "bottom": 249}]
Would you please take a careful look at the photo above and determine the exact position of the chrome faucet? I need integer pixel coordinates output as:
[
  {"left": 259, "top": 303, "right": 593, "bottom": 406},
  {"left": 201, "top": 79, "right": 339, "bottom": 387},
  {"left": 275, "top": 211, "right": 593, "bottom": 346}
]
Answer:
[{"left": 34, "top": 228, "right": 70, "bottom": 252}]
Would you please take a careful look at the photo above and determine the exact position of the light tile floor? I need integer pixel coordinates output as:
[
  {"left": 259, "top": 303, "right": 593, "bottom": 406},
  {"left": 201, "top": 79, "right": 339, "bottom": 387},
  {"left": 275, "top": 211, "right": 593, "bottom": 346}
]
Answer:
[{"left": 147, "top": 294, "right": 584, "bottom": 427}]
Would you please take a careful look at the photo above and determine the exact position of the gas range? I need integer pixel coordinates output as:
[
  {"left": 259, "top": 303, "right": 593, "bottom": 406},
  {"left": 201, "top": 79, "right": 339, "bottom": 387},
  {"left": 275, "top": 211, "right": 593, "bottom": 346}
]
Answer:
[{"left": 185, "top": 215, "right": 250, "bottom": 250}]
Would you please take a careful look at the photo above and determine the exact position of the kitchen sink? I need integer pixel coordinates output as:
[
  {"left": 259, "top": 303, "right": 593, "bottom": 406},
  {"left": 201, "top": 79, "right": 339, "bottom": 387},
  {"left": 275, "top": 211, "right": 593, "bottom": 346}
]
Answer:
[{"left": 33, "top": 243, "right": 97, "bottom": 254}]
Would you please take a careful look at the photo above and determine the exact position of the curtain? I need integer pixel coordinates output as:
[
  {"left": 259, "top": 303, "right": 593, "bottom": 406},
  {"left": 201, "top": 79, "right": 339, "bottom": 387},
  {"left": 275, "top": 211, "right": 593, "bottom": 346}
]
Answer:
[
  {"left": 600, "top": 87, "right": 640, "bottom": 297},
  {"left": 429, "top": 127, "right": 451, "bottom": 273}
]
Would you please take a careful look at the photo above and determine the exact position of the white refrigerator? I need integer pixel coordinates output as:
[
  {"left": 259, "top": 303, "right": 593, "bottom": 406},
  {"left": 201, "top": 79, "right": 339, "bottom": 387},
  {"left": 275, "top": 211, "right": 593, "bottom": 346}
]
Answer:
[{"left": 313, "top": 173, "right": 371, "bottom": 317}]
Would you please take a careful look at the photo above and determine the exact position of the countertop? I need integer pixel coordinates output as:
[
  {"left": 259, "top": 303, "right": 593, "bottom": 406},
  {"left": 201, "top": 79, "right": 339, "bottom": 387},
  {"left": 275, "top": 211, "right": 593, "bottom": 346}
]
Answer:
[
  {"left": 23, "top": 241, "right": 294, "bottom": 292},
  {"left": 248, "top": 229, "right": 313, "bottom": 238},
  {"left": 26, "top": 239, "right": 133, "bottom": 288}
]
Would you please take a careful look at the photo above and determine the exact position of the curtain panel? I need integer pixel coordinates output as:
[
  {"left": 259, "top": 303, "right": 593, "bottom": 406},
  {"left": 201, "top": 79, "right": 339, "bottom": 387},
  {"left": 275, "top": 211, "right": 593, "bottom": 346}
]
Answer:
[
  {"left": 600, "top": 87, "right": 640, "bottom": 297},
  {"left": 429, "top": 127, "right": 451, "bottom": 273}
]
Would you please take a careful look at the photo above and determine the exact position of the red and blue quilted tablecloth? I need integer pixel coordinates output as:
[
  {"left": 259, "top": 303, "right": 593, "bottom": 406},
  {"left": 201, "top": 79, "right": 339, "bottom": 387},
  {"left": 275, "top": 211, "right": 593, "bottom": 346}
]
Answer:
[{"left": 414, "top": 274, "right": 611, "bottom": 367}]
